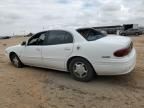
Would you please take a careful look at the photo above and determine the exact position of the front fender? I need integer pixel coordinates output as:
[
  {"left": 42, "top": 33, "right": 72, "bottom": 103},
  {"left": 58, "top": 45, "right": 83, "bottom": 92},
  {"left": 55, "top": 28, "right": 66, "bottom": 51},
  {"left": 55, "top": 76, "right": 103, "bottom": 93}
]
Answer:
[{"left": 5, "top": 45, "right": 24, "bottom": 58}]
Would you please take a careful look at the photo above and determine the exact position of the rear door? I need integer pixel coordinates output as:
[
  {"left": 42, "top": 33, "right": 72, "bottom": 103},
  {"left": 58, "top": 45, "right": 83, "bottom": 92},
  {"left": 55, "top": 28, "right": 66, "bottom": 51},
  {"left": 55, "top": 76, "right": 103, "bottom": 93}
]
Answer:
[{"left": 42, "top": 30, "right": 74, "bottom": 71}]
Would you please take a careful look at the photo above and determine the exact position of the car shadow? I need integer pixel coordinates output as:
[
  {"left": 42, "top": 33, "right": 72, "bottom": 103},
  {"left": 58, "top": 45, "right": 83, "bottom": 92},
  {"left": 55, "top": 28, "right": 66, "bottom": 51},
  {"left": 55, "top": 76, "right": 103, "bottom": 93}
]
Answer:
[{"left": 24, "top": 65, "right": 136, "bottom": 88}]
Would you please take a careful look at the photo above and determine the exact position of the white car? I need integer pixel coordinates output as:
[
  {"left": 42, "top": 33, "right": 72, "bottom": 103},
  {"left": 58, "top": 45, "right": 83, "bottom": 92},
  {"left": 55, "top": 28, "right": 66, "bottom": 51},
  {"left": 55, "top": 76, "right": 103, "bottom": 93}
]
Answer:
[{"left": 5, "top": 28, "right": 136, "bottom": 82}]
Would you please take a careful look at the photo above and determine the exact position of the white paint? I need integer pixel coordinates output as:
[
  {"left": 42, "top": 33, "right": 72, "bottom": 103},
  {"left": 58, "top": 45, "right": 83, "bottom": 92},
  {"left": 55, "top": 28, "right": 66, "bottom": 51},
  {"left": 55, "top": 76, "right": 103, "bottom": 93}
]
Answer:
[{"left": 5, "top": 28, "right": 136, "bottom": 75}]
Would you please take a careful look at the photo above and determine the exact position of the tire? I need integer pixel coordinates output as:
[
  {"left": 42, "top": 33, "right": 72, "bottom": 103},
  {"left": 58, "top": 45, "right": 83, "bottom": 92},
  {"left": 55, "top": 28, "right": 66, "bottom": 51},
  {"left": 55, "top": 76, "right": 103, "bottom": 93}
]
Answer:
[
  {"left": 10, "top": 53, "right": 23, "bottom": 68},
  {"left": 69, "top": 58, "right": 95, "bottom": 82}
]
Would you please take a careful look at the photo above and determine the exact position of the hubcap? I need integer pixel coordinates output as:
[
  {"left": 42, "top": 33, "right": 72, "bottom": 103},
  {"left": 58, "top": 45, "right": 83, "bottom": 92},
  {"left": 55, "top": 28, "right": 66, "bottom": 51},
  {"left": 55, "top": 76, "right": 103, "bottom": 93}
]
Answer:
[
  {"left": 73, "top": 62, "right": 88, "bottom": 78},
  {"left": 12, "top": 56, "right": 19, "bottom": 67}
]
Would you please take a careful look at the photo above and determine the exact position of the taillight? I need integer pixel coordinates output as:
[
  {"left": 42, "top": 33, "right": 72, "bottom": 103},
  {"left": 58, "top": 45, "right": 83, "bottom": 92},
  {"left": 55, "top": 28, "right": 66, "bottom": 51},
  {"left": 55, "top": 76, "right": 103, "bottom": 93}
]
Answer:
[{"left": 114, "top": 42, "right": 133, "bottom": 57}]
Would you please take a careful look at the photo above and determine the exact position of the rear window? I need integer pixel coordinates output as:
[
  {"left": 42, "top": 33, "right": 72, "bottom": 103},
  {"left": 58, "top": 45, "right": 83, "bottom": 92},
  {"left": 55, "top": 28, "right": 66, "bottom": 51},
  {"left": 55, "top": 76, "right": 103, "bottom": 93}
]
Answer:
[{"left": 77, "top": 28, "right": 106, "bottom": 41}]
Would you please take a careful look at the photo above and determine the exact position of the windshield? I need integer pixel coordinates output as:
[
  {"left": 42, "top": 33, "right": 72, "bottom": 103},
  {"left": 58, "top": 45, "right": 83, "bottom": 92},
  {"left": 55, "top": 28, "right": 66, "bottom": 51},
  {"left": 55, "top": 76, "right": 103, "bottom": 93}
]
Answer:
[{"left": 77, "top": 28, "right": 106, "bottom": 41}]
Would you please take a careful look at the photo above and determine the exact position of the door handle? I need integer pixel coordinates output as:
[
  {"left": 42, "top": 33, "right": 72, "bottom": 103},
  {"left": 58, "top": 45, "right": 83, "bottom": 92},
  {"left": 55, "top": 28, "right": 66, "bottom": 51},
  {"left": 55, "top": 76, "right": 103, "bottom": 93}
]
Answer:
[
  {"left": 64, "top": 48, "right": 71, "bottom": 51},
  {"left": 36, "top": 48, "right": 40, "bottom": 51}
]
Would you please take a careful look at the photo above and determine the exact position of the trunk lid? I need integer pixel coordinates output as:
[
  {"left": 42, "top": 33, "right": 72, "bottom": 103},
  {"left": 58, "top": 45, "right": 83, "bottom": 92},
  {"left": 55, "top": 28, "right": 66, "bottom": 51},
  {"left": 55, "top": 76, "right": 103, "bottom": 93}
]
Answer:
[
  {"left": 93, "top": 35, "right": 133, "bottom": 58},
  {"left": 99, "top": 35, "right": 131, "bottom": 46}
]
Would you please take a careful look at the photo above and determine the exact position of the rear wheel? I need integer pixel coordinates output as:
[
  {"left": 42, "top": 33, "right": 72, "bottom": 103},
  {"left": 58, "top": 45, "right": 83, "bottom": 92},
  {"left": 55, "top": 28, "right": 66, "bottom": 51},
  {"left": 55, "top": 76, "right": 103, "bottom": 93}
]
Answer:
[
  {"left": 69, "top": 58, "right": 95, "bottom": 82},
  {"left": 10, "top": 53, "right": 23, "bottom": 68}
]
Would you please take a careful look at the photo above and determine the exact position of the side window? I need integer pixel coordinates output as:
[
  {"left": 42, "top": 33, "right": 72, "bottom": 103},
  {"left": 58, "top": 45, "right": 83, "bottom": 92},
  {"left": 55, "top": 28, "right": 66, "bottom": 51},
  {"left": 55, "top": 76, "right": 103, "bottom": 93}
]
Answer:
[
  {"left": 28, "top": 37, "right": 39, "bottom": 46},
  {"left": 64, "top": 32, "right": 73, "bottom": 43},
  {"left": 28, "top": 32, "right": 46, "bottom": 46},
  {"left": 44, "top": 30, "right": 73, "bottom": 45},
  {"left": 37, "top": 34, "right": 46, "bottom": 45}
]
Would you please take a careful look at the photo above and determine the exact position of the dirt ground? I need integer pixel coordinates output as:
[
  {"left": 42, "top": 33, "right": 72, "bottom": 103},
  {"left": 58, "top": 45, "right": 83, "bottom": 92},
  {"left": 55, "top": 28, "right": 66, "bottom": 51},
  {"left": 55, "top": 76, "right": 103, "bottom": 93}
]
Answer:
[{"left": 0, "top": 36, "right": 144, "bottom": 108}]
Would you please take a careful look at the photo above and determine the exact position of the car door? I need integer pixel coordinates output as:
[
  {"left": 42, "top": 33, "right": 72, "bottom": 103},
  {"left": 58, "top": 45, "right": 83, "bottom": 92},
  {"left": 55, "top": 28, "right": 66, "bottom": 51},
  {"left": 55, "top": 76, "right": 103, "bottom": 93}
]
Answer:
[
  {"left": 20, "top": 32, "right": 46, "bottom": 66},
  {"left": 42, "top": 30, "right": 74, "bottom": 71}
]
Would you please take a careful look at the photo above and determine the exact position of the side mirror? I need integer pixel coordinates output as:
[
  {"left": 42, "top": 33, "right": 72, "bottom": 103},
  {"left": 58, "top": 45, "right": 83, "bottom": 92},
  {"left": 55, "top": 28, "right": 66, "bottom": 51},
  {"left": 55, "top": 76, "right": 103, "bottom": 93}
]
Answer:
[{"left": 21, "top": 41, "right": 26, "bottom": 46}]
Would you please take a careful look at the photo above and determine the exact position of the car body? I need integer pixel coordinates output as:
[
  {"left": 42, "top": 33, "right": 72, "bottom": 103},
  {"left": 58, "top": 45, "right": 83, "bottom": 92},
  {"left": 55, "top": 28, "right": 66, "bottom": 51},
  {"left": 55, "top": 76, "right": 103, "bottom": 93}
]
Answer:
[
  {"left": 120, "top": 28, "right": 142, "bottom": 36},
  {"left": 5, "top": 28, "right": 136, "bottom": 81}
]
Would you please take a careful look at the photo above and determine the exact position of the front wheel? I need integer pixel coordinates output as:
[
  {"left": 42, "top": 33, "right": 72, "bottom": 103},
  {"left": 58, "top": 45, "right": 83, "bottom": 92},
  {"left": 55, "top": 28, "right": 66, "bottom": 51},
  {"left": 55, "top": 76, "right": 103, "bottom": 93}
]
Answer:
[
  {"left": 10, "top": 54, "right": 23, "bottom": 68},
  {"left": 69, "top": 58, "right": 95, "bottom": 82}
]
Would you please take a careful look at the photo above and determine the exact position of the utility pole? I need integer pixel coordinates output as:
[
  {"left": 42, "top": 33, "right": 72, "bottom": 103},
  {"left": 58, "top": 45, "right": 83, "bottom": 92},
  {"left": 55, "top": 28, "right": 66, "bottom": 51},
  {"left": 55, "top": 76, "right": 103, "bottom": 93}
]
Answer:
[
  {"left": 13, "top": 32, "right": 15, "bottom": 37},
  {"left": 43, "top": 26, "right": 45, "bottom": 30}
]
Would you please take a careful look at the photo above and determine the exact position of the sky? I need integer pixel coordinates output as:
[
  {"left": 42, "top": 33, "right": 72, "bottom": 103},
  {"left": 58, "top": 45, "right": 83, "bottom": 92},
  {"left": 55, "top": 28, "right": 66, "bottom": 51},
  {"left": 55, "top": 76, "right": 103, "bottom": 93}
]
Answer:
[{"left": 0, "top": 0, "right": 144, "bottom": 36}]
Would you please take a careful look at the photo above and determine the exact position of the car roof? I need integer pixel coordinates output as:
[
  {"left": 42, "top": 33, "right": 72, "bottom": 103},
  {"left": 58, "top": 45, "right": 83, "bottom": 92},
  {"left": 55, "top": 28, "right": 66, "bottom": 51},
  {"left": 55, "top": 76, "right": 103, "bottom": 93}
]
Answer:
[{"left": 39, "top": 27, "right": 94, "bottom": 34}]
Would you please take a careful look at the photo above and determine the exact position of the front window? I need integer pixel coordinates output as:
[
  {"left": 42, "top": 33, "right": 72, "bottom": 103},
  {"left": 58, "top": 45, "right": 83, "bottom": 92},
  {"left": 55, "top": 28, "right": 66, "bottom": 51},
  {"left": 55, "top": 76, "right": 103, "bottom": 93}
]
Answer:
[
  {"left": 77, "top": 28, "right": 106, "bottom": 41},
  {"left": 28, "top": 32, "right": 46, "bottom": 46}
]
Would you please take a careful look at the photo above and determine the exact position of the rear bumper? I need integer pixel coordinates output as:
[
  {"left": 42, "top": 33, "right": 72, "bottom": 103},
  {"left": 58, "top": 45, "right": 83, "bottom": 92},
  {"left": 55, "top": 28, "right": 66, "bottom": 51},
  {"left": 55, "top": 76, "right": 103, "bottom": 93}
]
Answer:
[{"left": 93, "top": 48, "right": 136, "bottom": 75}]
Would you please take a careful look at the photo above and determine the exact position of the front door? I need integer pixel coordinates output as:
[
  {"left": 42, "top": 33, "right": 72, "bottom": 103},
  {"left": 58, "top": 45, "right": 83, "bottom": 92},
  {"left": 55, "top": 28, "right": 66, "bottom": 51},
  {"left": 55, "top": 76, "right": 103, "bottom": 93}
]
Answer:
[{"left": 20, "top": 32, "right": 46, "bottom": 66}]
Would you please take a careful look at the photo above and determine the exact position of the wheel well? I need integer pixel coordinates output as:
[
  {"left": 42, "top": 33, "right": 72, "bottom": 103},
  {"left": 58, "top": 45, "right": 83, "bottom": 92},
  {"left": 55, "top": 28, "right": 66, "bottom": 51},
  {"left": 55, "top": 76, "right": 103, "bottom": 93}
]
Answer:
[
  {"left": 67, "top": 56, "right": 96, "bottom": 74},
  {"left": 9, "top": 52, "right": 17, "bottom": 61}
]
